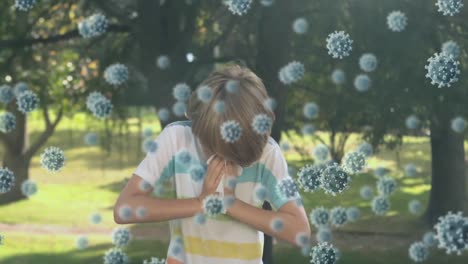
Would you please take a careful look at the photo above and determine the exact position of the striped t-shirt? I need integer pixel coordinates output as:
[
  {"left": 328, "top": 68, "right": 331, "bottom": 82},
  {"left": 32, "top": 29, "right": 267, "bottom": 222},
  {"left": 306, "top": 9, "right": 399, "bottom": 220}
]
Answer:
[{"left": 133, "top": 120, "right": 299, "bottom": 264}]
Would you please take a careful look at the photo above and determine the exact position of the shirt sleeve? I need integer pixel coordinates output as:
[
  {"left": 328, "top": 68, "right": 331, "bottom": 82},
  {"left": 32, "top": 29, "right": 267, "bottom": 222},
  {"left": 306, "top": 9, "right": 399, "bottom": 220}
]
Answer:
[{"left": 133, "top": 125, "right": 177, "bottom": 186}]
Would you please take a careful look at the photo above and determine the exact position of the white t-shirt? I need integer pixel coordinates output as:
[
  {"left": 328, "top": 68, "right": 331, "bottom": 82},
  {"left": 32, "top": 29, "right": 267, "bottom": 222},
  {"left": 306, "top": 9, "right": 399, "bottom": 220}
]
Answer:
[{"left": 133, "top": 120, "right": 300, "bottom": 264}]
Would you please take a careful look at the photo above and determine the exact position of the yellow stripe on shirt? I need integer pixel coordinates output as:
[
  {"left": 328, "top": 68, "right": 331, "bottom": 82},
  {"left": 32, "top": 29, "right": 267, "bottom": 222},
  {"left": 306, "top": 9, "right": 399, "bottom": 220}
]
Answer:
[{"left": 183, "top": 235, "right": 263, "bottom": 260}]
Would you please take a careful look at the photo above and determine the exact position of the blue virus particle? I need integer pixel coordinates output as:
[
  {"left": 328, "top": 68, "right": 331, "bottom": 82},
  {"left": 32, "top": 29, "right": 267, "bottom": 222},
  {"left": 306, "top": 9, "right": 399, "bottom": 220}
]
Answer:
[
  {"left": 225, "top": 176, "right": 238, "bottom": 190},
  {"left": 356, "top": 142, "right": 373, "bottom": 157},
  {"left": 226, "top": 0, "right": 252, "bottom": 15},
  {"left": 194, "top": 213, "right": 207, "bottom": 225},
  {"left": 78, "top": 13, "right": 108, "bottom": 38},
  {"left": 425, "top": 52, "right": 460, "bottom": 88},
  {"left": 270, "top": 217, "right": 285, "bottom": 232},
  {"left": 16, "top": 90, "right": 39, "bottom": 114},
  {"left": 84, "top": 132, "right": 98, "bottom": 146},
  {"left": 280, "top": 141, "right": 291, "bottom": 152},
  {"left": 263, "top": 97, "right": 277, "bottom": 111},
  {"left": 279, "top": 61, "right": 305, "bottom": 85},
  {"left": 371, "top": 195, "right": 391, "bottom": 216},
  {"left": 86, "top": 91, "right": 104, "bottom": 111},
  {"left": 143, "top": 257, "right": 166, "bottom": 264},
  {"left": 422, "top": 231, "right": 437, "bottom": 247},
  {"left": 309, "top": 207, "right": 330, "bottom": 228},
  {"left": 15, "top": 0, "right": 36, "bottom": 11},
  {"left": 275, "top": 177, "right": 300, "bottom": 199},
  {"left": 341, "top": 151, "right": 367, "bottom": 174},
  {"left": 139, "top": 180, "right": 152, "bottom": 192},
  {"left": 326, "top": 31, "right": 353, "bottom": 59},
  {"left": 408, "top": 199, "right": 423, "bottom": 215},
  {"left": 172, "top": 101, "right": 187, "bottom": 117},
  {"left": 320, "top": 163, "right": 351, "bottom": 196},
  {"left": 189, "top": 163, "right": 205, "bottom": 182},
  {"left": 203, "top": 194, "right": 226, "bottom": 217},
  {"left": 13, "top": 82, "right": 29, "bottom": 97},
  {"left": 434, "top": 211, "right": 468, "bottom": 254},
  {"left": 142, "top": 139, "right": 158, "bottom": 153},
  {"left": 405, "top": 115, "right": 421, "bottom": 130},
  {"left": 387, "top": 11, "right": 408, "bottom": 32},
  {"left": 303, "top": 102, "right": 319, "bottom": 119},
  {"left": 296, "top": 232, "right": 311, "bottom": 248},
  {"left": 316, "top": 227, "right": 332, "bottom": 243},
  {"left": 225, "top": 80, "right": 240, "bottom": 93},
  {"left": 40, "top": 146, "right": 65, "bottom": 173},
  {"left": 158, "top": 108, "right": 170, "bottom": 122},
  {"left": 312, "top": 144, "right": 329, "bottom": 162},
  {"left": 0, "top": 85, "right": 14, "bottom": 104},
  {"left": 173, "top": 83, "right": 191, "bottom": 102},
  {"left": 436, "top": 0, "right": 464, "bottom": 16},
  {"left": 346, "top": 207, "right": 361, "bottom": 222},
  {"left": 404, "top": 163, "right": 418, "bottom": 177},
  {"left": 118, "top": 205, "right": 133, "bottom": 221},
  {"left": 156, "top": 55, "right": 171, "bottom": 70},
  {"left": 213, "top": 100, "right": 225, "bottom": 113},
  {"left": 377, "top": 176, "right": 397, "bottom": 196},
  {"left": 359, "top": 53, "right": 378, "bottom": 72},
  {"left": 451, "top": 116, "right": 466, "bottom": 133},
  {"left": 197, "top": 85, "right": 213, "bottom": 103},
  {"left": 252, "top": 114, "right": 273, "bottom": 135},
  {"left": 89, "top": 212, "right": 102, "bottom": 224},
  {"left": 220, "top": 120, "right": 242, "bottom": 143},
  {"left": 331, "top": 69, "right": 346, "bottom": 85},
  {"left": 360, "top": 185, "right": 374, "bottom": 200},
  {"left": 136, "top": 206, "right": 147, "bottom": 218},
  {"left": 112, "top": 227, "right": 132, "bottom": 247},
  {"left": 293, "top": 17, "right": 308, "bottom": 34},
  {"left": 354, "top": 74, "right": 371, "bottom": 92},
  {"left": 176, "top": 149, "right": 192, "bottom": 165},
  {"left": 374, "top": 166, "right": 389, "bottom": 178},
  {"left": 93, "top": 98, "right": 113, "bottom": 119},
  {"left": 409, "top": 241, "right": 429, "bottom": 262},
  {"left": 330, "top": 207, "right": 348, "bottom": 227},
  {"left": 103, "top": 247, "right": 129, "bottom": 264},
  {"left": 442, "top": 40, "right": 461, "bottom": 59},
  {"left": 142, "top": 127, "right": 153, "bottom": 138},
  {"left": 297, "top": 164, "right": 324, "bottom": 192},
  {"left": 20, "top": 179, "right": 37, "bottom": 197},
  {"left": 254, "top": 185, "right": 268, "bottom": 204},
  {"left": 0, "top": 112, "right": 16, "bottom": 133},
  {"left": 75, "top": 235, "right": 89, "bottom": 250},
  {"left": 260, "top": 0, "right": 274, "bottom": 6},
  {"left": 310, "top": 242, "right": 339, "bottom": 264},
  {"left": 302, "top": 123, "right": 316, "bottom": 136},
  {"left": 0, "top": 167, "right": 15, "bottom": 193},
  {"left": 104, "top": 63, "right": 129, "bottom": 86}
]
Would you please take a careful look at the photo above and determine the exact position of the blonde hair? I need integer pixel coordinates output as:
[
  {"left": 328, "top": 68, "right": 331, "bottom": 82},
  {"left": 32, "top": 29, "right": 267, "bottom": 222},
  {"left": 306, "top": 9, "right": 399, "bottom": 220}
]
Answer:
[{"left": 186, "top": 64, "right": 276, "bottom": 167}]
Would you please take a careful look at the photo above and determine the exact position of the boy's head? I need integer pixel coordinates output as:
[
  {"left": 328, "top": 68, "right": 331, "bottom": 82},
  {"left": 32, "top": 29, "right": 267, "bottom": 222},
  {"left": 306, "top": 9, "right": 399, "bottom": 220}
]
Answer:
[{"left": 186, "top": 64, "right": 275, "bottom": 167}]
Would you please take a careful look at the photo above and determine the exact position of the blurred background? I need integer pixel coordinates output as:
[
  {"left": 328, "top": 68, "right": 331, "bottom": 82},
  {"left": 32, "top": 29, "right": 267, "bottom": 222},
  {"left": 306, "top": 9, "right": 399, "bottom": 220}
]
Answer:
[{"left": 1, "top": 0, "right": 468, "bottom": 263}]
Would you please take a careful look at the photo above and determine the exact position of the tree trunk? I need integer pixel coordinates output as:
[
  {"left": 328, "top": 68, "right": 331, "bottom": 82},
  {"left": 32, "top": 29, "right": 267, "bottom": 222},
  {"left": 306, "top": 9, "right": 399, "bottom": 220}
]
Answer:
[{"left": 0, "top": 153, "right": 30, "bottom": 204}]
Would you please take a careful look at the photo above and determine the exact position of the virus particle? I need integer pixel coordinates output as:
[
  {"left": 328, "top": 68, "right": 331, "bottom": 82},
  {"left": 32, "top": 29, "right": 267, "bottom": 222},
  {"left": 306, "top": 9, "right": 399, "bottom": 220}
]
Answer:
[
  {"left": 89, "top": 212, "right": 102, "bottom": 224},
  {"left": 275, "top": 177, "right": 300, "bottom": 199},
  {"left": 158, "top": 108, "right": 170, "bottom": 122},
  {"left": 425, "top": 53, "right": 460, "bottom": 88},
  {"left": 84, "top": 132, "right": 98, "bottom": 146},
  {"left": 260, "top": 0, "right": 274, "bottom": 6},
  {"left": 326, "top": 31, "right": 353, "bottom": 59},
  {"left": 225, "top": 80, "right": 240, "bottom": 93},
  {"left": 0, "top": 112, "right": 16, "bottom": 133},
  {"left": 40, "top": 146, "right": 65, "bottom": 173},
  {"left": 408, "top": 199, "right": 423, "bottom": 215},
  {"left": 451, "top": 116, "right": 466, "bottom": 133},
  {"left": 112, "top": 227, "right": 132, "bottom": 247},
  {"left": 435, "top": 0, "right": 464, "bottom": 16},
  {"left": 360, "top": 185, "right": 374, "bottom": 200},
  {"left": 118, "top": 205, "right": 133, "bottom": 221},
  {"left": 316, "top": 227, "right": 332, "bottom": 243},
  {"left": 78, "top": 13, "right": 108, "bottom": 38},
  {"left": 263, "top": 97, "right": 277, "bottom": 111},
  {"left": 280, "top": 141, "right": 291, "bottom": 152},
  {"left": 309, "top": 207, "right": 330, "bottom": 228},
  {"left": 278, "top": 61, "right": 305, "bottom": 85},
  {"left": 371, "top": 195, "right": 391, "bottom": 216},
  {"left": 86, "top": 92, "right": 113, "bottom": 119},
  {"left": 143, "top": 257, "right": 166, "bottom": 264},
  {"left": 303, "top": 102, "right": 319, "bottom": 119},
  {"left": 20, "top": 179, "right": 37, "bottom": 197},
  {"left": 302, "top": 123, "right": 316, "bottom": 136},
  {"left": 197, "top": 85, "right": 213, "bottom": 103},
  {"left": 173, "top": 83, "right": 191, "bottom": 102},
  {"left": 0, "top": 85, "right": 14, "bottom": 104},
  {"left": 331, "top": 69, "right": 346, "bottom": 85},
  {"left": 387, "top": 11, "right": 408, "bottom": 32},
  {"left": 330, "top": 207, "right": 348, "bottom": 228},
  {"left": 213, "top": 100, "right": 225, "bottom": 113},
  {"left": 320, "top": 163, "right": 351, "bottom": 196},
  {"left": 176, "top": 150, "right": 192, "bottom": 165},
  {"left": 254, "top": 185, "right": 268, "bottom": 204},
  {"left": 296, "top": 232, "right": 311, "bottom": 247},
  {"left": 220, "top": 120, "right": 242, "bottom": 143},
  {"left": 293, "top": 17, "right": 308, "bottom": 34},
  {"left": 346, "top": 207, "right": 361, "bottom": 222},
  {"left": 139, "top": 180, "right": 152, "bottom": 192},
  {"left": 156, "top": 55, "right": 171, "bottom": 70},
  {"left": 172, "top": 101, "right": 187, "bottom": 117},
  {"left": 16, "top": 90, "right": 39, "bottom": 114},
  {"left": 405, "top": 115, "right": 421, "bottom": 130},
  {"left": 76, "top": 235, "right": 89, "bottom": 250},
  {"left": 312, "top": 144, "right": 329, "bottom": 162},
  {"left": 356, "top": 142, "right": 373, "bottom": 157},
  {"left": 142, "top": 127, "right": 153, "bottom": 138},
  {"left": 203, "top": 194, "right": 226, "bottom": 217},
  {"left": 374, "top": 166, "right": 389, "bottom": 178},
  {"left": 442, "top": 40, "right": 461, "bottom": 59},
  {"left": 422, "top": 231, "right": 437, "bottom": 247},
  {"left": 434, "top": 211, "right": 468, "bottom": 254},
  {"left": 225, "top": 176, "right": 237, "bottom": 190},
  {"left": 354, "top": 74, "right": 371, "bottom": 92},
  {"left": 136, "top": 206, "right": 147, "bottom": 218},
  {"left": 0, "top": 167, "right": 15, "bottom": 193},
  {"left": 409, "top": 241, "right": 429, "bottom": 262},
  {"left": 15, "top": 0, "right": 36, "bottom": 11},
  {"left": 341, "top": 151, "right": 367, "bottom": 174},
  {"left": 227, "top": 0, "right": 252, "bottom": 15},
  {"left": 104, "top": 63, "right": 129, "bottom": 86},
  {"left": 194, "top": 213, "right": 207, "bottom": 225},
  {"left": 359, "top": 53, "right": 378, "bottom": 72},
  {"left": 404, "top": 163, "right": 418, "bottom": 178},
  {"left": 297, "top": 164, "right": 324, "bottom": 192},
  {"left": 13, "top": 82, "right": 29, "bottom": 97},
  {"left": 310, "top": 242, "right": 339, "bottom": 264},
  {"left": 103, "top": 248, "right": 129, "bottom": 264},
  {"left": 252, "top": 114, "right": 273, "bottom": 135},
  {"left": 189, "top": 163, "right": 205, "bottom": 182},
  {"left": 377, "top": 176, "right": 398, "bottom": 196},
  {"left": 142, "top": 139, "right": 158, "bottom": 153},
  {"left": 270, "top": 217, "right": 285, "bottom": 232}
]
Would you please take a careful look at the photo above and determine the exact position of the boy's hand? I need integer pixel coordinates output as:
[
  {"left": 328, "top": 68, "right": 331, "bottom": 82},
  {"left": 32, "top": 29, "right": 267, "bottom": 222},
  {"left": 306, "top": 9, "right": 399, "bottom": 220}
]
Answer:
[{"left": 199, "top": 155, "right": 225, "bottom": 201}]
